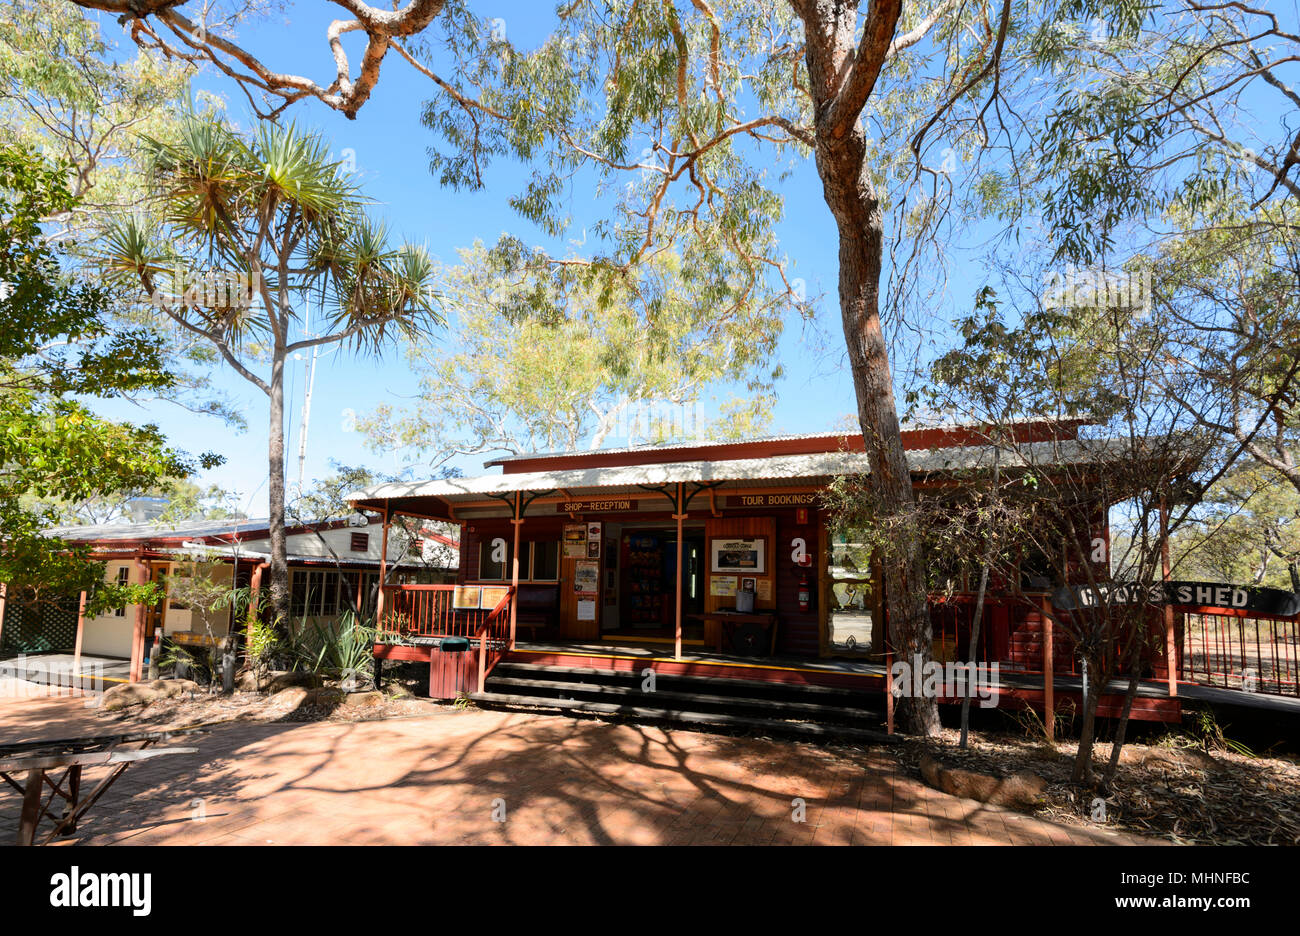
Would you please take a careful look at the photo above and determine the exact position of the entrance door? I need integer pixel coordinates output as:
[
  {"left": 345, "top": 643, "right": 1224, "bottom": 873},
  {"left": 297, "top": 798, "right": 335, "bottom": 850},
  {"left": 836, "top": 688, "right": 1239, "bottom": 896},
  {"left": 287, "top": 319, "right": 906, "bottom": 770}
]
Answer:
[
  {"left": 610, "top": 528, "right": 705, "bottom": 639},
  {"left": 825, "top": 535, "right": 879, "bottom": 656}
]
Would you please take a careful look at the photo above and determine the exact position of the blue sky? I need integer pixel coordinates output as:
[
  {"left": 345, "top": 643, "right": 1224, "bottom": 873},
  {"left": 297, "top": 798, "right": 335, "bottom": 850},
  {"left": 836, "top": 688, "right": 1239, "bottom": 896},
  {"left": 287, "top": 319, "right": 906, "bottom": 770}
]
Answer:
[{"left": 85, "top": 3, "right": 970, "bottom": 515}]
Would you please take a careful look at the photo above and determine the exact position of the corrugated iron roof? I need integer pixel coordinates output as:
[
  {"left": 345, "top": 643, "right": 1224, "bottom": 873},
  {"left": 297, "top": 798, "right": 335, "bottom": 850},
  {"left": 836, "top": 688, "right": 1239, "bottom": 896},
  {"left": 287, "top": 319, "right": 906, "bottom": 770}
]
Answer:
[
  {"left": 45, "top": 517, "right": 273, "bottom": 542},
  {"left": 348, "top": 438, "right": 1118, "bottom": 507},
  {"left": 482, "top": 430, "right": 858, "bottom": 467},
  {"left": 481, "top": 419, "right": 1084, "bottom": 467}
]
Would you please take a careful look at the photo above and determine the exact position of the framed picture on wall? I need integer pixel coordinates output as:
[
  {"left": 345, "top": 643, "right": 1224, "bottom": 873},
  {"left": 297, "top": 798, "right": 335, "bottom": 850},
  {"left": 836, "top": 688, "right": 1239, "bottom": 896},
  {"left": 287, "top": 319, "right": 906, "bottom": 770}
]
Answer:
[
  {"left": 453, "top": 585, "right": 482, "bottom": 610},
  {"left": 711, "top": 537, "right": 766, "bottom": 574},
  {"left": 740, "top": 577, "right": 757, "bottom": 593}
]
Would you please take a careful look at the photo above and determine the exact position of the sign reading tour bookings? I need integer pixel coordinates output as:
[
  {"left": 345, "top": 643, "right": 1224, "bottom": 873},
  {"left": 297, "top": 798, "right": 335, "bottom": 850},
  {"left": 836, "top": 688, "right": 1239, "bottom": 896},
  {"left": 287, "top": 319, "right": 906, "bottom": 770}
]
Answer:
[{"left": 728, "top": 493, "right": 818, "bottom": 507}]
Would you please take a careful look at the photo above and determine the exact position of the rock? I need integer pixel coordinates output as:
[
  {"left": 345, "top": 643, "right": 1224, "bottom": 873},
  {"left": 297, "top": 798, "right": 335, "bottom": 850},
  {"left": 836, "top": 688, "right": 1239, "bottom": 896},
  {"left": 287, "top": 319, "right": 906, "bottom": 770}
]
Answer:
[
  {"left": 235, "top": 671, "right": 260, "bottom": 692},
  {"left": 344, "top": 690, "right": 385, "bottom": 709},
  {"left": 262, "top": 670, "right": 321, "bottom": 693},
  {"left": 1117, "top": 745, "right": 1219, "bottom": 771},
  {"left": 920, "top": 754, "right": 1047, "bottom": 810},
  {"left": 101, "top": 679, "right": 200, "bottom": 711},
  {"left": 263, "top": 686, "right": 309, "bottom": 713},
  {"left": 303, "top": 687, "right": 346, "bottom": 706},
  {"left": 386, "top": 684, "right": 413, "bottom": 700}
]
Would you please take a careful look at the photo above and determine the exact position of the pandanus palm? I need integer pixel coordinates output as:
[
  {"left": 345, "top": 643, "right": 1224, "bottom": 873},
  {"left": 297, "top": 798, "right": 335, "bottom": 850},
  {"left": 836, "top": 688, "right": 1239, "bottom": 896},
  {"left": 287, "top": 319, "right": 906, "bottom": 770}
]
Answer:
[{"left": 99, "top": 116, "right": 443, "bottom": 631}]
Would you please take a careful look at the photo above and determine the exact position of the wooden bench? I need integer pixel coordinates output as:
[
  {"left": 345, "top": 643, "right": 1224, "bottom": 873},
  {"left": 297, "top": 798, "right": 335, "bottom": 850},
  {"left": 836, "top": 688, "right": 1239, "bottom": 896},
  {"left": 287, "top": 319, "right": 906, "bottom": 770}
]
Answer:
[{"left": 515, "top": 585, "right": 560, "bottom": 640}]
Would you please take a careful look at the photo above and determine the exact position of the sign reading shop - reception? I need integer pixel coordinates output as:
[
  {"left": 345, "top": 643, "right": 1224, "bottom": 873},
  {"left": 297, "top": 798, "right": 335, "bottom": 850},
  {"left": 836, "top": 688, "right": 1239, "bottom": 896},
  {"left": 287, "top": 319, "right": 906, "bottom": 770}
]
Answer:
[{"left": 1052, "top": 581, "right": 1300, "bottom": 617}]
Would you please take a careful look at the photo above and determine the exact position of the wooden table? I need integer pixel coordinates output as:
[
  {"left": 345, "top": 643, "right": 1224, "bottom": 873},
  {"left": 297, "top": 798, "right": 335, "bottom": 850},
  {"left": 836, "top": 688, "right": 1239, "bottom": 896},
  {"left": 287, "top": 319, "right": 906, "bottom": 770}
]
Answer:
[
  {"left": 0, "top": 731, "right": 197, "bottom": 845},
  {"left": 704, "top": 610, "right": 779, "bottom": 656}
]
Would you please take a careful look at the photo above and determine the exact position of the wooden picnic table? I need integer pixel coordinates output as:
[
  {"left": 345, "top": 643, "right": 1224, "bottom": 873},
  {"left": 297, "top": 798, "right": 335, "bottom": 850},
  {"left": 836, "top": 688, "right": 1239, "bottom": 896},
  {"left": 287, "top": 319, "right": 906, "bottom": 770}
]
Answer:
[{"left": 0, "top": 730, "right": 197, "bottom": 845}]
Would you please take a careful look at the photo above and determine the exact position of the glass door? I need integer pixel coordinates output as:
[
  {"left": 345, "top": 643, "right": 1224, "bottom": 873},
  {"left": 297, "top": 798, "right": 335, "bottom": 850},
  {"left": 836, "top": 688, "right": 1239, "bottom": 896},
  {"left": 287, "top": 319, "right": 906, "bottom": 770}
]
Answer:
[{"left": 827, "top": 533, "right": 878, "bottom": 656}]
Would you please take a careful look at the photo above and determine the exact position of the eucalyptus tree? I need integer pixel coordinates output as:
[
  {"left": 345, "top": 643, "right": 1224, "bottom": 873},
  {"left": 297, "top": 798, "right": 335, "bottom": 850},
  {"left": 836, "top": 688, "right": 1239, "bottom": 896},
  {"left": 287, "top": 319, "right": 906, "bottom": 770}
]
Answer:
[
  {"left": 63, "top": 0, "right": 1054, "bottom": 734},
  {"left": 2, "top": 2, "right": 246, "bottom": 427},
  {"left": 360, "top": 242, "right": 781, "bottom": 471},
  {"left": 1031, "top": 3, "right": 1300, "bottom": 589},
  {"left": 0, "top": 0, "right": 197, "bottom": 227},
  {"left": 98, "top": 116, "right": 442, "bottom": 628}
]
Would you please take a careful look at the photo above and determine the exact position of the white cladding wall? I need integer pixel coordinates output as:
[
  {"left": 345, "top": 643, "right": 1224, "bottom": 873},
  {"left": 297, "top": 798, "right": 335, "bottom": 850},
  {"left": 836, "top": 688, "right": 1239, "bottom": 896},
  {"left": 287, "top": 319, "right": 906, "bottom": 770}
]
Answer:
[{"left": 81, "top": 560, "right": 235, "bottom": 659}]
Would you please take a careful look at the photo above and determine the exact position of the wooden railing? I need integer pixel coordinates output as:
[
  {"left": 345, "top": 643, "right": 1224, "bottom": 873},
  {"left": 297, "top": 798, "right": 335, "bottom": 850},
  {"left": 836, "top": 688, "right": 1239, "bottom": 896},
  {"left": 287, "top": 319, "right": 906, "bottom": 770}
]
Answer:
[
  {"left": 378, "top": 584, "right": 515, "bottom": 690},
  {"left": 930, "top": 591, "right": 1300, "bottom": 698},
  {"left": 1179, "top": 609, "right": 1299, "bottom": 697}
]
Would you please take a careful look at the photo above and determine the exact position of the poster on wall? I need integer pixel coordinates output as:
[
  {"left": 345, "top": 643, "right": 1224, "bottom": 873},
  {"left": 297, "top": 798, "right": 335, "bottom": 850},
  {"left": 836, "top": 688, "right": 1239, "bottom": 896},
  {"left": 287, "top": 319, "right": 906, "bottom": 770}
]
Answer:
[
  {"left": 563, "top": 524, "right": 588, "bottom": 558},
  {"left": 710, "top": 575, "right": 738, "bottom": 597},
  {"left": 711, "top": 538, "right": 766, "bottom": 573},
  {"left": 577, "top": 599, "right": 597, "bottom": 621},
  {"left": 574, "top": 559, "right": 600, "bottom": 594},
  {"left": 453, "top": 585, "right": 482, "bottom": 610},
  {"left": 756, "top": 579, "right": 773, "bottom": 602},
  {"left": 480, "top": 586, "right": 510, "bottom": 610}
]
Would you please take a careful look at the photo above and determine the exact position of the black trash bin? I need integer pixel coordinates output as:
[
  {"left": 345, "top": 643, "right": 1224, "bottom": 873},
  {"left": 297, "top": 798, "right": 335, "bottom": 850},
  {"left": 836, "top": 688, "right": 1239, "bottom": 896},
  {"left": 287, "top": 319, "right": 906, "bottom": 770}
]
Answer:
[{"left": 430, "top": 636, "right": 474, "bottom": 699}]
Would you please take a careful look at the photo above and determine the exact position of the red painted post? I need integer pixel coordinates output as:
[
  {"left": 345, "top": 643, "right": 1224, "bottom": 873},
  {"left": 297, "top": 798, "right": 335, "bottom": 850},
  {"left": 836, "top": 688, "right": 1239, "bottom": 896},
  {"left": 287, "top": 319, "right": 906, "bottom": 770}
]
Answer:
[
  {"left": 885, "top": 648, "right": 895, "bottom": 735},
  {"left": 248, "top": 561, "right": 269, "bottom": 645},
  {"left": 130, "top": 555, "right": 148, "bottom": 683},
  {"left": 674, "top": 482, "right": 685, "bottom": 661},
  {"left": 376, "top": 505, "right": 390, "bottom": 628},
  {"left": 510, "top": 491, "right": 523, "bottom": 649},
  {"left": 1160, "top": 497, "right": 1178, "bottom": 698},
  {"left": 73, "top": 590, "right": 87, "bottom": 681},
  {"left": 477, "top": 624, "right": 487, "bottom": 694},
  {"left": 1041, "top": 597, "right": 1054, "bottom": 743}
]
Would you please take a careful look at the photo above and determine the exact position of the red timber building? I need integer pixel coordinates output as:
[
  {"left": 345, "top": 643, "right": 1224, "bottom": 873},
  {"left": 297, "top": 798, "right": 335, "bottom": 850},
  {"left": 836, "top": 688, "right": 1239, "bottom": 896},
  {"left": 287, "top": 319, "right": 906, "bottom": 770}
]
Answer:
[{"left": 347, "top": 421, "right": 1297, "bottom": 737}]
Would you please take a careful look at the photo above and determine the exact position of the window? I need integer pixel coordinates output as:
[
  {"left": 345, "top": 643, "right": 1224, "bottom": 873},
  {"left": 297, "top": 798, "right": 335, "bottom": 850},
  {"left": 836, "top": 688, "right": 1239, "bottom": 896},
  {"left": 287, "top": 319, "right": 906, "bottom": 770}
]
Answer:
[
  {"left": 477, "top": 538, "right": 560, "bottom": 582},
  {"left": 531, "top": 541, "right": 560, "bottom": 581},
  {"left": 350, "top": 532, "right": 369, "bottom": 552},
  {"left": 478, "top": 538, "right": 512, "bottom": 580},
  {"left": 114, "top": 567, "right": 130, "bottom": 617},
  {"left": 290, "top": 570, "right": 341, "bottom": 617}
]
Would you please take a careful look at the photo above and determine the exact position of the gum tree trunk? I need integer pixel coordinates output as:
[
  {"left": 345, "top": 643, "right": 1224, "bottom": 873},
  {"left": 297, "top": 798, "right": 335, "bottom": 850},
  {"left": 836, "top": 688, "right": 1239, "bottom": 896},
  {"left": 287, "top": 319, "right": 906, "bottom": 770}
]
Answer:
[{"left": 800, "top": 0, "right": 940, "bottom": 735}]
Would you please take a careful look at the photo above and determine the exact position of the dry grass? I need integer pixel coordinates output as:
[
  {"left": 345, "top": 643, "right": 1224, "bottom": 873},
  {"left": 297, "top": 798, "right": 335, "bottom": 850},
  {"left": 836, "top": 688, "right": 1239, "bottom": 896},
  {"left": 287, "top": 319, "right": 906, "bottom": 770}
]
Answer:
[{"left": 892, "top": 726, "right": 1300, "bottom": 845}]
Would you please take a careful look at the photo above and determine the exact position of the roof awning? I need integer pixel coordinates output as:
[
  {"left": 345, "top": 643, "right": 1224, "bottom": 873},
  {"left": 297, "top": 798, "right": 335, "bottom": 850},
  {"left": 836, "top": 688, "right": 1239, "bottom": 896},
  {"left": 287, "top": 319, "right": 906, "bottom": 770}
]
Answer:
[{"left": 346, "top": 439, "right": 1122, "bottom": 520}]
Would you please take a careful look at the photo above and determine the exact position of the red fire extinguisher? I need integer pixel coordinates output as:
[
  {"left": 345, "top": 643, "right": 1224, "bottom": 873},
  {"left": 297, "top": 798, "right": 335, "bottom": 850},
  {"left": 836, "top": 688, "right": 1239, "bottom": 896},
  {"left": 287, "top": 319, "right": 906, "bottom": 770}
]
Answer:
[{"left": 797, "top": 574, "right": 811, "bottom": 612}]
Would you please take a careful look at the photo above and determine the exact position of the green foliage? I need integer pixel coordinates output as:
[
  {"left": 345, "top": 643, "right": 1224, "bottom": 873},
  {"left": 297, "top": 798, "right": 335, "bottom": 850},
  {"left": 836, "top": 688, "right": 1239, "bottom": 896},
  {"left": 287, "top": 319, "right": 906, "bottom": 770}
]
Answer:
[
  {"left": 410, "top": 1, "right": 815, "bottom": 401},
  {"left": 361, "top": 242, "right": 777, "bottom": 463},
  {"left": 95, "top": 113, "right": 446, "bottom": 626},
  {"left": 0, "top": 0, "right": 206, "bottom": 223},
  {"left": 289, "top": 611, "right": 379, "bottom": 686},
  {"left": 0, "top": 145, "right": 218, "bottom": 606},
  {"left": 0, "top": 2, "right": 243, "bottom": 427},
  {"left": 1188, "top": 706, "right": 1255, "bottom": 759}
]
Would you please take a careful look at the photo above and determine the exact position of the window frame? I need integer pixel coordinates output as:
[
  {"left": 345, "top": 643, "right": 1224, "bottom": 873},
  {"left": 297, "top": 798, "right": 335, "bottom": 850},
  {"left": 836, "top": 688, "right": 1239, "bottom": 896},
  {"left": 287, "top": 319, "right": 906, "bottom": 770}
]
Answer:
[{"left": 476, "top": 537, "right": 561, "bottom": 583}]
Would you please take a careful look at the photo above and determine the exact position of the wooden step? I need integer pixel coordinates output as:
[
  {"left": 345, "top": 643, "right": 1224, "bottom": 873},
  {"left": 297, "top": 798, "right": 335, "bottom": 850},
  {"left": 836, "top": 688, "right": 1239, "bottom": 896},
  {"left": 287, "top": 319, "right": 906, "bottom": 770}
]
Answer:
[
  {"left": 470, "top": 692, "right": 899, "bottom": 744},
  {"left": 492, "top": 661, "right": 880, "bottom": 701},
  {"left": 486, "top": 675, "right": 882, "bottom": 723}
]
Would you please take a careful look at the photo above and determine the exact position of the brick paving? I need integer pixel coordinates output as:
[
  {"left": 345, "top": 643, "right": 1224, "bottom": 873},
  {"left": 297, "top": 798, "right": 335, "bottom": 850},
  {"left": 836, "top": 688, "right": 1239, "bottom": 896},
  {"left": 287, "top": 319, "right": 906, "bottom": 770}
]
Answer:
[{"left": 0, "top": 693, "right": 1150, "bottom": 845}]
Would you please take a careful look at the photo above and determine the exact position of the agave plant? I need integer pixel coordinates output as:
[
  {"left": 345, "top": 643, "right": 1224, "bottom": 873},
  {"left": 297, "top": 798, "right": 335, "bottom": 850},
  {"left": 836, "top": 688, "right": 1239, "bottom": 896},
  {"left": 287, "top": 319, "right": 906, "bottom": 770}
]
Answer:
[{"left": 97, "top": 114, "right": 444, "bottom": 631}]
